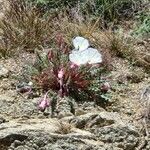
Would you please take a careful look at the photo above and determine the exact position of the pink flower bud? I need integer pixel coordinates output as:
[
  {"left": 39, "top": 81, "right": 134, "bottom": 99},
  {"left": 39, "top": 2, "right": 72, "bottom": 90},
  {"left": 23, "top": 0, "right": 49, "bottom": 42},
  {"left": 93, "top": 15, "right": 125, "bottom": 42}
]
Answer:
[
  {"left": 58, "top": 69, "right": 64, "bottom": 79},
  {"left": 101, "top": 82, "right": 111, "bottom": 92},
  {"left": 70, "top": 63, "right": 78, "bottom": 69},
  {"left": 38, "top": 93, "right": 50, "bottom": 111},
  {"left": 39, "top": 99, "right": 47, "bottom": 111}
]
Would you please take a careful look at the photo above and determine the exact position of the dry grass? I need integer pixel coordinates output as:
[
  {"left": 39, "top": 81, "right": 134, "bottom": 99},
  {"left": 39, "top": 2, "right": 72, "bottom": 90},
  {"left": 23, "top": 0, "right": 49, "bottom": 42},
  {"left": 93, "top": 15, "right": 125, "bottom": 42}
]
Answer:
[
  {"left": 52, "top": 14, "right": 133, "bottom": 57},
  {"left": 89, "top": 29, "right": 150, "bottom": 72},
  {"left": 56, "top": 121, "right": 73, "bottom": 134},
  {"left": 0, "top": 0, "right": 53, "bottom": 57},
  {"left": 89, "top": 29, "right": 133, "bottom": 58},
  {"left": 51, "top": 15, "right": 97, "bottom": 44}
]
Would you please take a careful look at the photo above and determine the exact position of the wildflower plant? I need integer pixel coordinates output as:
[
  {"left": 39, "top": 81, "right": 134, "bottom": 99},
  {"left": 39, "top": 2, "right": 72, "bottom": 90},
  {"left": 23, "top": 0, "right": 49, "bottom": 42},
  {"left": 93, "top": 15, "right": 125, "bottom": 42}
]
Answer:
[{"left": 26, "top": 35, "right": 111, "bottom": 111}]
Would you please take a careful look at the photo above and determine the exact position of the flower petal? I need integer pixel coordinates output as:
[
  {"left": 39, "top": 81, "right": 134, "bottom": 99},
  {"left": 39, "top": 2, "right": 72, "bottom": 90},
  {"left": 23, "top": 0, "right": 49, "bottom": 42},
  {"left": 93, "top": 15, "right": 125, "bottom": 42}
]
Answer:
[
  {"left": 69, "top": 48, "right": 102, "bottom": 65},
  {"left": 69, "top": 50, "right": 89, "bottom": 66},
  {"left": 73, "top": 36, "right": 89, "bottom": 51},
  {"left": 86, "top": 48, "right": 102, "bottom": 64}
]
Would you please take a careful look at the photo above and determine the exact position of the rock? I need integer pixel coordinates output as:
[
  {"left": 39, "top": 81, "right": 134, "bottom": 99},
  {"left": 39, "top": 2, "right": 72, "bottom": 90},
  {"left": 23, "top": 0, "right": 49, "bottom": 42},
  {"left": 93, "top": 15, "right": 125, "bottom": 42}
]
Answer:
[
  {"left": 0, "top": 119, "right": 100, "bottom": 150},
  {"left": 0, "top": 119, "right": 59, "bottom": 149},
  {"left": 14, "top": 145, "right": 32, "bottom": 150},
  {"left": 75, "top": 108, "right": 85, "bottom": 116},
  {"left": 0, "top": 65, "right": 9, "bottom": 78},
  {"left": 61, "top": 112, "right": 143, "bottom": 149},
  {"left": 0, "top": 115, "right": 146, "bottom": 150},
  {"left": 94, "top": 124, "right": 139, "bottom": 150},
  {"left": 44, "top": 141, "right": 78, "bottom": 150},
  {"left": 75, "top": 102, "right": 105, "bottom": 116},
  {"left": 144, "top": 54, "right": 150, "bottom": 63},
  {"left": 56, "top": 97, "right": 74, "bottom": 118},
  {"left": 0, "top": 97, "right": 39, "bottom": 118},
  {"left": 67, "top": 112, "right": 124, "bottom": 129}
]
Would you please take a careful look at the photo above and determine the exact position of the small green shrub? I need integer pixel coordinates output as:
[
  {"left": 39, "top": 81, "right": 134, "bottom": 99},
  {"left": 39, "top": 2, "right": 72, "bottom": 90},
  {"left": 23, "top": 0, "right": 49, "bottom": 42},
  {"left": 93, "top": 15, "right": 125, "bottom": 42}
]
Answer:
[
  {"left": 80, "top": 0, "right": 142, "bottom": 23},
  {"left": 132, "top": 10, "right": 150, "bottom": 38},
  {"left": 28, "top": 0, "right": 142, "bottom": 23},
  {"left": 28, "top": 0, "right": 79, "bottom": 10}
]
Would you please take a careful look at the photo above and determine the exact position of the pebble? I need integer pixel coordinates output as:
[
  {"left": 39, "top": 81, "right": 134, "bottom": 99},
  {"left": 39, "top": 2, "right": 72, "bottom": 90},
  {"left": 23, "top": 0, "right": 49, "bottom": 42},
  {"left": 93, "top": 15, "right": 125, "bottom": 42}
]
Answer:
[{"left": 0, "top": 65, "right": 9, "bottom": 78}]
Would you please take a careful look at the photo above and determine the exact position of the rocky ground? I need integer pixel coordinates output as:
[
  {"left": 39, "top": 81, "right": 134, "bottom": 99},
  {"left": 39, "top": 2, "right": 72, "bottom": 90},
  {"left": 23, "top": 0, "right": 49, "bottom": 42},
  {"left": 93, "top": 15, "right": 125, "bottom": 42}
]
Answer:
[{"left": 0, "top": 51, "right": 149, "bottom": 150}]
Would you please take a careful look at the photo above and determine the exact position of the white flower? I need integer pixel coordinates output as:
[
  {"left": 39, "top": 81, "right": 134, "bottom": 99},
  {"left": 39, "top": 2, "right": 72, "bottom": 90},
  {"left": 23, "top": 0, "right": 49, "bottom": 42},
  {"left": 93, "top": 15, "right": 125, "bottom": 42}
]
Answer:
[
  {"left": 73, "top": 36, "right": 89, "bottom": 51},
  {"left": 69, "top": 36, "right": 102, "bottom": 66}
]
